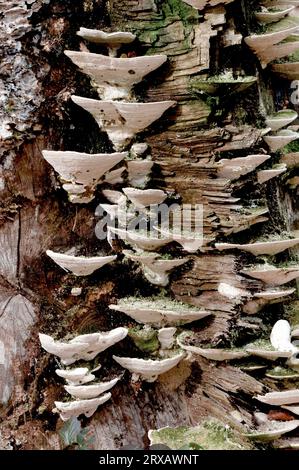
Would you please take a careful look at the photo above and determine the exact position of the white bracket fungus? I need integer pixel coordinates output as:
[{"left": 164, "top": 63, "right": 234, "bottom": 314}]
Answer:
[
  {"left": 270, "top": 319, "right": 298, "bottom": 354},
  {"left": 265, "top": 109, "right": 298, "bottom": 132},
  {"left": 109, "top": 297, "right": 211, "bottom": 327},
  {"left": 272, "top": 61, "right": 299, "bottom": 80},
  {"left": 108, "top": 226, "right": 173, "bottom": 251},
  {"left": 256, "top": 389, "right": 299, "bottom": 406},
  {"left": 46, "top": 250, "right": 116, "bottom": 276},
  {"left": 122, "top": 188, "right": 167, "bottom": 208},
  {"left": 113, "top": 353, "right": 185, "bottom": 382},
  {"left": 39, "top": 327, "right": 128, "bottom": 365},
  {"left": 241, "top": 264, "right": 299, "bottom": 285},
  {"left": 245, "top": 421, "right": 299, "bottom": 442},
  {"left": 54, "top": 393, "right": 111, "bottom": 421},
  {"left": 65, "top": 51, "right": 167, "bottom": 101},
  {"left": 158, "top": 328, "right": 177, "bottom": 350},
  {"left": 215, "top": 237, "right": 299, "bottom": 256},
  {"left": 177, "top": 334, "right": 248, "bottom": 361},
  {"left": 245, "top": 17, "right": 299, "bottom": 68},
  {"left": 76, "top": 28, "right": 136, "bottom": 57},
  {"left": 42, "top": 150, "right": 126, "bottom": 203},
  {"left": 257, "top": 164, "right": 287, "bottom": 184},
  {"left": 263, "top": 130, "right": 299, "bottom": 152},
  {"left": 216, "top": 154, "right": 270, "bottom": 181},
  {"left": 64, "top": 377, "right": 119, "bottom": 399},
  {"left": 243, "top": 288, "right": 295, "bottom": 314},
  {"left": 255, "top": 5, "right": 295, "bottom": 24},
  {"left": 182, "top": 0, "right": 234, "bottom": 9},
  {"left": 55, "top": 367, "right": 95, "bottom": 385},
  {"left": 123, "top": 250, "right": 189, "bottom": 287},
  {"left": 157, "top": 227, "right": 204, "bottom": 253},
  {"left": 71, "top": 96, "right": 176, "bottom": 150},
  {"left": 126, "top": 159, "right": 153, "bottom": 188}
]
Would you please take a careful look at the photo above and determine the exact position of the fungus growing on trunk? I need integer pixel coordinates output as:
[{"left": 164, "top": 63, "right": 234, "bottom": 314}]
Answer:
[
  {"left": 109, "top": 297, "right": 210, "bottom": 327},
  {"left": 263, "top": 130, "right": 299, "bottom": 152},
  {"left": 71, "top": 96, "right": 176, "bottom": 150},
  {"left": 123, "top": 250, "right": 189, "bottom": 286},
  {"left": 113, "top": 352, "right": 185, "bottom": 382},
  {"left": 46, "top": 250, "right": 117, "bottom": 276},
  {"left": 215, "top": 237, "right": 299, "bottom": 256},
  {"left": 42, "top": 150, "right": 126, "bottom": 203},
  {"left": 270, "top": 320, "right": 297, "bottom": 354},
  {"left": 65, "top": 51, "right": 167, "bottom": 100},
  {"left": 245, "top": 17, "right": 299, "bottom": 67},
  {"left": 122, "top": 188, "right": 167, "bottom": 208},
  {"left": 39, "top": 328, "right": 128, "bottom": 365},
  {"left": 257, "top": 164, "right": 287, "bottom": 184},
  {"left": 76, "top": 28, "right": 136, "bottom": 57},
  {"left": 64, "top": 378, "right": 119, "bottom": 399},
  {"left": 216, "top": 154, "right": 270, "bottom": 181},
  {"left": 265, "top": 110, "right": 298, "bottom": 132},
  {"left": 55, "top": 367, "right": 96, "bottom": 385},
  {"left": 256, "top": 390, "right": 299, "bottom": 406},
  {"left": 255, "top": 5, "right": 295, "bottom": 24},
  {"left": 241, "top": 264, "right": 299, "bottom": 285},
  {"left": 54, "top": 393, "right": 112, "bottom": 421}
]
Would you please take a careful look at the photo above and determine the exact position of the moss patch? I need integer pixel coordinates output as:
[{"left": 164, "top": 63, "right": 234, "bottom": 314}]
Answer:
[{"left": 149, "top": 419, "right": 252, "bottom": 450}]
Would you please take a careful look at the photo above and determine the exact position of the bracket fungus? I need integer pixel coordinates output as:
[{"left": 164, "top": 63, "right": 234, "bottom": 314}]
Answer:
[
  {"left": 71, "top": 96, "right": 176, "bottom": 150},
  {"left": 76, "top": 28, "right": 136, "bottom": 57},
  {"left": 256, "top": 389, "right": 299, "bottom": 406},
  {"left": 113, "top": 352, "right": 185, "bottom": 382},
  {"left": 123, "top": 250, "right": 189, "bottom": 287},
  {"left": 65, "top": 51, "right": 167, "bottom": 101},
  {"left": 266, "top": 366, "right": 299, "bottom": 380},
  {"left": 215, "top": 237, "right": 299, "bottom": 256},
  {"left": 108, "top": 227, "right": 173, "bottom": 251},
  {"left": 245, "top": 340, "right": 293, "bottom": 361},
  {"left": 157, "top": 227, "right": 204, "bottom": 253},
  {"left": 126, "top": 159, "right": 153, "bottom": 188},
  {"left": 42, "top": 150, "right": 126, "bottom": 203},
  {"left": 265, "top": 109, "right": 298, "bottom": 132},
  {"left": 177, "top": 333, "right": 248, "bottom": 361},
  {"left": 241, "top": 264, "right": 299, "bottom": 285},
  {"left": 263, "top": 129, "right": 299, "bottom": 152},
  {"left": 54, "top": 393, "right": 111, "bottom": 421},
  {"left": 182, "top": 0, "right": 234, "bottom": 9},
  {"left": 243, "top": 288, "right": 295, "bottom": 314},
  {"left": 64, "top": 377, "right": 119, "bottom": 399},
  {"left": 46, "top": 250, "right": 117, "bottom": 276},
  {"left": 216, "top": 154, "right": 270, "bottom": 181},
  {"left": 270, "top": 320, "right": 298, "bottom": 354},
  {"left": 39, "top": 334, "right": 89, "bottom": 366},
  {"left": 122, "top": 188, "right": 167, "bottom": 208},
  {"left": 55, "top": 367, "right": 95, "bottom": 385},
  {"left": 245, "top": 421, "right": 299, "bottom": 442},
  {"left": 39, "top": 328, "right": 128, "bottom": 365},
  {"left": 158, "top": 328, "right": 177, "bottom": 350},
  {"left": 272, "top": 61, "right": 299, "bottom": 80},
  {"left": 244, "top": 17, "right": 299, "bottom": 67},
  {"left": 190, "top": 73, "right": 257, "bottom": 96},
  {"left": 109, "top": 297, "right": 211, "bottom": 327},
  {"left": 255, "top": 5, "right": 295, "bottom": 24},
  {"left": 257, "top": 164, "right": 287, "bottom": 184}
]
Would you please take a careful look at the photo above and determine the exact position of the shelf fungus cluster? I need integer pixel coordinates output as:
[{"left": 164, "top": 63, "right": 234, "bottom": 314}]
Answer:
[{"left": 39, "top": 329, "right": 127, "bottom": 420}]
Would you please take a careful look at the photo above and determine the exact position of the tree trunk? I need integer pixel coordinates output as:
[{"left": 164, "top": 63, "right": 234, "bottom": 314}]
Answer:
[{"left": 0, "top": 0, "right": 298, "bottom": 450}]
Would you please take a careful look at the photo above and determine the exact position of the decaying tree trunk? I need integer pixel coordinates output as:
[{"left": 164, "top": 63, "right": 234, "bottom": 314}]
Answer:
[{"left": 0, "top": 0, "right": 298, "bottom": 450}]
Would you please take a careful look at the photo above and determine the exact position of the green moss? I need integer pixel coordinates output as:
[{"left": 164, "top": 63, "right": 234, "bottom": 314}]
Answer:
[
  {"left": 245, "top": 339, "right": 275, "bottom": 351},
  {"left": 118, "top": 296, "right": 200, "bottom": 312},
  {"left": 266, "top": 366, "right": 299, "bottom": 378},
  {"left": 128, "top": 327, "right": 159, "bottom": 353},
  {"left": 149, "top": 419, "right": 252, "bottom": 450}
]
